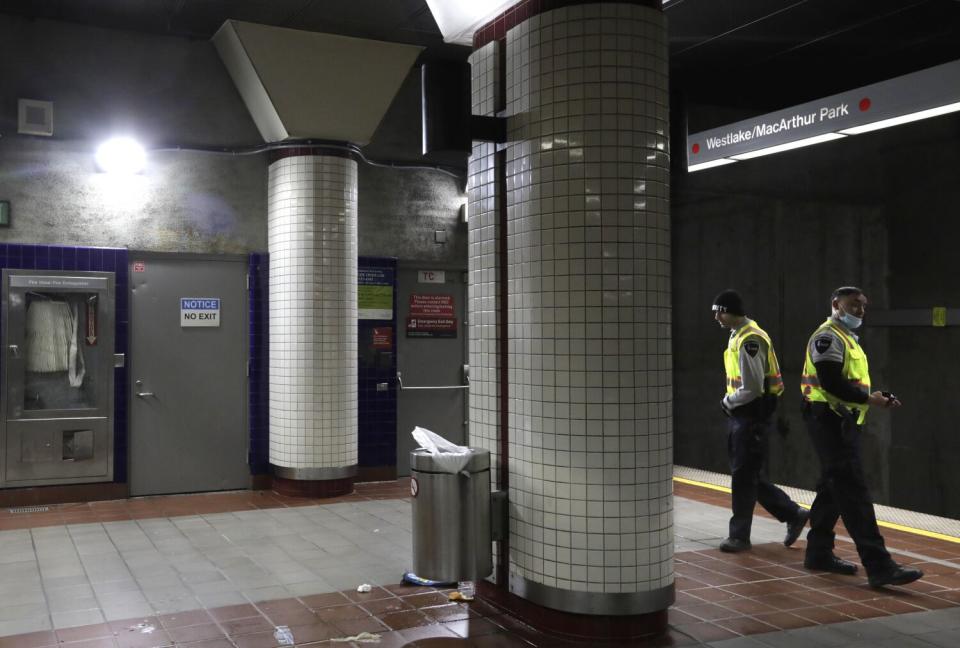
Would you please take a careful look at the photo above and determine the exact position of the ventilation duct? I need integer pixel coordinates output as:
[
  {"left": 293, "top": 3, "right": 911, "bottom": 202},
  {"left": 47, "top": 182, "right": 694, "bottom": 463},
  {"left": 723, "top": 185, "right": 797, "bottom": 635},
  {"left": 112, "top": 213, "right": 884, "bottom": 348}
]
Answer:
[{"left": 213, "top": 21, "right": 423, "bottom": 144}]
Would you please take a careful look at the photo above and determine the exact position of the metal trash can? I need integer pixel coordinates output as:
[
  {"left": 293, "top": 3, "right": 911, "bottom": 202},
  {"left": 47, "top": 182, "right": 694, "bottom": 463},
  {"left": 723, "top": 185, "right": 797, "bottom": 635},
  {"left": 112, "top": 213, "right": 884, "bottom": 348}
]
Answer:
[{"left": 411, "top": 447, "right": 492, "bottom": 582}]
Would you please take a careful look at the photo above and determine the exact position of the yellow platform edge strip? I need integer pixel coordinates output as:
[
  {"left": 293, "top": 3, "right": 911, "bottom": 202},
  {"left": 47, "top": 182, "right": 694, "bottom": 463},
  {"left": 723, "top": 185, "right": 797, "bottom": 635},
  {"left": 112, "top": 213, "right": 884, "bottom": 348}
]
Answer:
[
  {"left": 673, "top": 476, "right": 731, "bottom": 494},
  {"left": 672, "top": 476, "right": 960, "bottom": 545}
]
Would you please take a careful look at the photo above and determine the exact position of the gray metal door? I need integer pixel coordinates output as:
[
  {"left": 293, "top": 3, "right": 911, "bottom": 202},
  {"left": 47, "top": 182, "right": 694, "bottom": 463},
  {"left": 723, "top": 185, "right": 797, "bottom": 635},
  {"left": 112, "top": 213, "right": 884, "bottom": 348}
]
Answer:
[
  {"left": 129, "top": 254, "right": 248, "bottom": 496},
  {"left": 396, "top": 267, "right": 468, "bottom": 476}
]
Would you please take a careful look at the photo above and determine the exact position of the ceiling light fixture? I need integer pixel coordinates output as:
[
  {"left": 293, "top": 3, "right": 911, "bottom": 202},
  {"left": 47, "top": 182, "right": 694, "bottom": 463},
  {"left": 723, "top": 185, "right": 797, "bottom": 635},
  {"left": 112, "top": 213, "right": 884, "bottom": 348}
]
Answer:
[
  {"left": 95, "top": 137, "right": 146, "bottom": 174},
  {"left": 838, "top": 100, "right": 960, "bottom": 135},
  {"left": 423, "top": 0, "right": 521, "bottom": 45},
  {"left": 687, "top": 159, "right": 738, "bottom": 173}
]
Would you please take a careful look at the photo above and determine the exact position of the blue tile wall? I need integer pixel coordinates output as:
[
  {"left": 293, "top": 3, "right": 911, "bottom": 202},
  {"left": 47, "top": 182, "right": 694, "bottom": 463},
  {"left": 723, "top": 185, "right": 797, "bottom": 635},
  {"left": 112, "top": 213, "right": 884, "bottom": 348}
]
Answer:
[
  {"left": 246, "top": 254, "right": 399, "bottom": 474},
  {"left": 248, "top": 253, "right": 270, "bottom": 474},
  {"left": 0, "top": 244, "right": 129, "bottom": 483}
]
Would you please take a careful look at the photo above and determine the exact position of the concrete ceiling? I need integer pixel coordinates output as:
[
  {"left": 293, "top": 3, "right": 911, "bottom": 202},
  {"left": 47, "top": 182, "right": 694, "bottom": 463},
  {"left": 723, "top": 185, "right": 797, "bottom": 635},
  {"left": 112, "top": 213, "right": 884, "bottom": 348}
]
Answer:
[
  {"left": 670, "top": 0, "right": 960, "bottom": 129},
  {"left": 0, "top": 0, "right": 445, "bottom": 46},
  {"left": 3, "top": 0, "right": 959, "bottom": 129}
]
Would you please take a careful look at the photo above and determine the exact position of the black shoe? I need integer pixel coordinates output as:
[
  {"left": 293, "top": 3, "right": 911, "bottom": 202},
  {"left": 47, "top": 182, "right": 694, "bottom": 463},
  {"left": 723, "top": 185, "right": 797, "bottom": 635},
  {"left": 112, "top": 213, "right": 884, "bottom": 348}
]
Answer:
[
  {"left": 784, "top": 509, "right": 809, "bottom": 547},
  {"left": 868, "top": 563, "right": 924, "bottom": 588},
  {"left": 803, "top": 553, "right": 859, "bottom": 575},
  {"left": 719, "top": 537, "right": 752, "bottom": 553}
]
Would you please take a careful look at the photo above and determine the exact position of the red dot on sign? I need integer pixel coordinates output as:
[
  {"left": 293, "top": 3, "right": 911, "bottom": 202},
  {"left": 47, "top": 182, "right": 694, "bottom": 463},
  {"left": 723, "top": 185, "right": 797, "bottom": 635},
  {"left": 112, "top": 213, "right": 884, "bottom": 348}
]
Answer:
[
  {"left": 859, "top": 98, "right": 871, "bottom": 112},
  {"left": 692, "top": 143, "right": 700, "bottom": 154}
]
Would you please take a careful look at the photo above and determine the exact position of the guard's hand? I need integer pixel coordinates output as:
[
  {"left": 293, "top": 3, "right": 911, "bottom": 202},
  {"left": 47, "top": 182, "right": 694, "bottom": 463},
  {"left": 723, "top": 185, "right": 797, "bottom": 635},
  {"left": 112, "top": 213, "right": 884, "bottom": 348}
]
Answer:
[{"left": 868, "top": 390, "right": 902, "bottom": 408}]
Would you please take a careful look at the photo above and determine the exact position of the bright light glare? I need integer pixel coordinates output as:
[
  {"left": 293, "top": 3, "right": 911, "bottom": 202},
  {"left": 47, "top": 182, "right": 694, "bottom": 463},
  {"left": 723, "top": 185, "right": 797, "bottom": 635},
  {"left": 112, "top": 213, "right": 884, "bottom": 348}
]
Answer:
[
  {"left": 838, "top": 101, "right": 960, "bottom": 135},
  {"left": 424, "top": 0, "right": 520, "bottom": 44},
  {"left": 730, "top": 133, "right": 847, "bottom": 160},
  {"left": 95, "top": 137, "right": 146, "bottom": 174},
  {"left": 687, "top": 158, "right": 738, "bottom": 172}
]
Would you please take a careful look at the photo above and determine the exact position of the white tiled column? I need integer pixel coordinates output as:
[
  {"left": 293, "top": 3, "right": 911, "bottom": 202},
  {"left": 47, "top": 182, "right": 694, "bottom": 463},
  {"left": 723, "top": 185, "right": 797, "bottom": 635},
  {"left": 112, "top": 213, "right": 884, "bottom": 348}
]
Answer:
[
  {"left": 267, "top": 153, "right": 359, "bottom": 484},
  {"left": 468, "top": 41, "right": 503, "bottom": 500},
  {"left": 502, "top": 3, "right": 674, "bottom": 614},
  {"left": 468, "top": 41, "right": 504, "bottom": 583}
]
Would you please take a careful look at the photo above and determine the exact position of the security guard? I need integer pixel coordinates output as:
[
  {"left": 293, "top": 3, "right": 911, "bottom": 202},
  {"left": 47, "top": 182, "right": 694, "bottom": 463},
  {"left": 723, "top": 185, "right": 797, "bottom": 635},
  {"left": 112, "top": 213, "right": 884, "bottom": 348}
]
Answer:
[
  {"left": 801, "top": 286, "right": 923, "bottom": 587},
  {"left": 713, "top": 289, "right": 808, "bottom": 553}
]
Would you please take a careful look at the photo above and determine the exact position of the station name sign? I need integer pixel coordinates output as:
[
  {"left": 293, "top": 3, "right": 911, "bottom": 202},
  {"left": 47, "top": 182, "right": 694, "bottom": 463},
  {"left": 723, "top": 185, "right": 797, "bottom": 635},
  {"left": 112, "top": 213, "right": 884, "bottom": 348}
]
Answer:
[
  {"left": 703, "top": 103, "right": 849, "bottom": 151},
  {"left": 688, "top": 58, "right": 960, "bottom": 169}
]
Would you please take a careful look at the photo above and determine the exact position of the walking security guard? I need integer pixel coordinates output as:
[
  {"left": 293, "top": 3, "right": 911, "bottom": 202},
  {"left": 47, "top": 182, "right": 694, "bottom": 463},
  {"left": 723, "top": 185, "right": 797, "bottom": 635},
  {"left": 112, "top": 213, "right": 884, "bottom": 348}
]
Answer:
[
  {"left": 801, "top": 286, "right": 923, "bottom": 587},
  {"left": 713, "top": 290, "right": 808, "bottom": 553}
]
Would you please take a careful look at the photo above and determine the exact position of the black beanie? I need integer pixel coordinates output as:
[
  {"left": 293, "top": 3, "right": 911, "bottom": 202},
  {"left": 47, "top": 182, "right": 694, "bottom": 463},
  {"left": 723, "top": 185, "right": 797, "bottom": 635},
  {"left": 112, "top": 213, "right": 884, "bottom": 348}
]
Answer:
[{"left": 712, "top": 289, "right": 745, "bottom": 316}]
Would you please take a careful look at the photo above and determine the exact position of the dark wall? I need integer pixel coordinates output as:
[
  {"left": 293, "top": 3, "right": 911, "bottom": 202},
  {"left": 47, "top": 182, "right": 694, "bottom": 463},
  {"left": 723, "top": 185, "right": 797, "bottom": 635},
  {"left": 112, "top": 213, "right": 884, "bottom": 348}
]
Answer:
[
  {"left": 672, "top": 111, "right": 960, "bottom": 517},
  {"left": 884, "top": 122, "right": 960, "bottom": 516},
  {"left": 0, "top": 14, "right": 467, "bottom": 260},
  {"left": 361, "top": 70, "right": 468, "bottom": 267},
  {"left": 0, "top": 14, "right": 267, "bottom": 253}
]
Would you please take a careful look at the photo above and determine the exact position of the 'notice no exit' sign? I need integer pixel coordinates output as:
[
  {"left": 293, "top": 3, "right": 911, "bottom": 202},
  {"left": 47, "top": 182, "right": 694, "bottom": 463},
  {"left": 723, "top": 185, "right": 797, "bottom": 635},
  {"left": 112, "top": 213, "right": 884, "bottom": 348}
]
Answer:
[{"left": 181, "top": 297, "right": 220, "bottom": 327}]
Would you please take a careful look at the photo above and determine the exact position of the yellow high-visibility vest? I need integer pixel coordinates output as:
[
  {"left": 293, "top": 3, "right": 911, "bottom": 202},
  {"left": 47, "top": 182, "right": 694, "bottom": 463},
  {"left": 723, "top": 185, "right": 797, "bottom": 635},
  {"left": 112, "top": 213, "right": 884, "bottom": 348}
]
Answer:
[
  {"left": 800, "top": 318, "right": 871, "bottom": 424},
  {"left": 723, "top": 321, "right": 784, "bottom": 398}
]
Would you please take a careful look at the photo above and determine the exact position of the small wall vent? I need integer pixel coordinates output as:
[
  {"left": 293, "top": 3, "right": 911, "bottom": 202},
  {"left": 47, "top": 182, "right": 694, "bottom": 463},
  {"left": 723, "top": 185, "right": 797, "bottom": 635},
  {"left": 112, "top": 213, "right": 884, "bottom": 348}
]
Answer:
[
  {"left": 18, "top": 99, "right": 54, "bottom": 136},
  {"left": 9, "top": 506, "right": 49, "bottom": 514}
]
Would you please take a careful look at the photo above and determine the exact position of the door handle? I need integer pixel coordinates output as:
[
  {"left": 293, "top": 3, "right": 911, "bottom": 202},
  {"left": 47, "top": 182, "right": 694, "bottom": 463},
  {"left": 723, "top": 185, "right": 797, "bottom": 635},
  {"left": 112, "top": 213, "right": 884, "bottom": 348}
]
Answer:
[
  {"left": 136, "top": 392, "right": 155, "bottom": 398},
  {"left": 8, "top": 344, "right": 19, "bottom": 358}
]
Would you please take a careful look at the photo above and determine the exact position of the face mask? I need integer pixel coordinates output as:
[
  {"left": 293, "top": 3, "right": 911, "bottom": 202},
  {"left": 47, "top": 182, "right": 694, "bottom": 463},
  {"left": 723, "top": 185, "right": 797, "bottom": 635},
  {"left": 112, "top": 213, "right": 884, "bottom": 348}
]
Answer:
[{"left": 836, "top": 306, "right": 862, "bottom": 330}]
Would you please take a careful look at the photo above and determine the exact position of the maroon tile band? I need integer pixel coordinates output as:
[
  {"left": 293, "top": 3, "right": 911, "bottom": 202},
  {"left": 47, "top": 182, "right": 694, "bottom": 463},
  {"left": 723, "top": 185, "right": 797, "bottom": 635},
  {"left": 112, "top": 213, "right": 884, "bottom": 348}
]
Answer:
[
  {"left": 473, "top": 0, "right": 661, "bottom": 49},
  {"left": 266, "top": 143, "right": 360, "bottom": 163}
]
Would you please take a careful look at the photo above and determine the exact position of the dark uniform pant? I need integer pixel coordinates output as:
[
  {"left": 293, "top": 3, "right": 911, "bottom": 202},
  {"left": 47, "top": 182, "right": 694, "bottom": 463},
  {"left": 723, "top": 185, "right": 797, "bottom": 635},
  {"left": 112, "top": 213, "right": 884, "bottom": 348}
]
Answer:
[
  {"left": 803, "top": 403, "right": 892, "bottom": 574},
  {"left": 727, "top": 414, "right": 799, "bottom": 540}
]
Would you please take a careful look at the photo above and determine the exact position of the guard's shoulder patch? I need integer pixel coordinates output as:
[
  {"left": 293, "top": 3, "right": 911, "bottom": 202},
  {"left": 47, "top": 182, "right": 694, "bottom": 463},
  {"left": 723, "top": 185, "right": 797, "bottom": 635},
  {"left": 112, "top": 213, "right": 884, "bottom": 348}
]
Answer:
[
  {"left": 743, "top": 340, "right": 760, "bottom": 357},
  {"left": 814, "top": 336, "right": 833, "bottom": 354}
]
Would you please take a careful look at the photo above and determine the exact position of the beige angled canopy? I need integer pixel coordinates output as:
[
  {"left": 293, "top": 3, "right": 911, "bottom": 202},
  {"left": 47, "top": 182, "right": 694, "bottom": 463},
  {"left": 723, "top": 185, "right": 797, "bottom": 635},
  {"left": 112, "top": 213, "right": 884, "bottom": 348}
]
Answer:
[{"left": 213, "top": 20, "right": 423, "bottom": 144}]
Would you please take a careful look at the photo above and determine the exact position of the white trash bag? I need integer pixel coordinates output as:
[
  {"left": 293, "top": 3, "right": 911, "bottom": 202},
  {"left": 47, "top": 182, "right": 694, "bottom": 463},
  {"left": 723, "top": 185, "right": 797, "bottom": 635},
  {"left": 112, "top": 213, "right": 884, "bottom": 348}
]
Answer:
[{"left": 411, "top": 426, "right": 473, "bottom": 475}]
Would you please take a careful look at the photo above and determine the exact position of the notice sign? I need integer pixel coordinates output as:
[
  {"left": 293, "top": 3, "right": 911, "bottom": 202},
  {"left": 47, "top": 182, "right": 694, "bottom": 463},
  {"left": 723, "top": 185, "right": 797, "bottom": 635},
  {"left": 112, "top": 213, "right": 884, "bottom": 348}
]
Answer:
[
  {"left": 409, "top": 294, "right": 454, "bottom": 317},
  {"left": 181, "top": 297, "right": 220, "bottom": 327},
  {"left": 406, "top": 316, "right": 457, "bottom": 338},
  {"left": 358, "top": 267, "right": 394, "bottom": 320},
  {"left": 373, "top": 326, "right": 393, "bottom": 349}
]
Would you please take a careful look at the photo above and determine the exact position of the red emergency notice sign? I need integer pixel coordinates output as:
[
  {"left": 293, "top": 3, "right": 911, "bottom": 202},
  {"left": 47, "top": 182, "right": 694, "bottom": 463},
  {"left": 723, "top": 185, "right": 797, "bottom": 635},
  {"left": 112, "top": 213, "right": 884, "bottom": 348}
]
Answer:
[
  {"left": 372, "top": 326, "right": 393, "bottom": 349},
  {"left": 409, "top": 294, "right": 454, "bottom": 317},
  {"left": 406, "top": 316, "right": 457, "bottom": 338}
]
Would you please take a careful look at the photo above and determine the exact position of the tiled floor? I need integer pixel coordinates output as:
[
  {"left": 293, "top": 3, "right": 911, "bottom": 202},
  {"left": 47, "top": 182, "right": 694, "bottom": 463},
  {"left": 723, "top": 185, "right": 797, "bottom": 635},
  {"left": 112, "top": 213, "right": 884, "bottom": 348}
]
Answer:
[
  {"left": 0, "top": 482, "right": 410, "bottom": 531},
  {"left": 0, "top": 478, "right": 957, "bottom": 647},
  {"left": 670, "top": 481, "right": 960, "bottom": 646}
]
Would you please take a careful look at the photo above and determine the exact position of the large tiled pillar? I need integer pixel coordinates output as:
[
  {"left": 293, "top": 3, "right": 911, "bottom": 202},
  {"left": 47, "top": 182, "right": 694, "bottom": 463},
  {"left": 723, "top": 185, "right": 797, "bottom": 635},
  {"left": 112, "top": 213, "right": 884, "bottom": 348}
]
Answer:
[
  {"left": 267, "top": 149, "right": 359, "bottom": 497},
  {"left": 468, "top": 1, "right": 673, "bottom": 637},
  {"left": 468, "top": 40, "right": 505, "bottom": 575}
]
